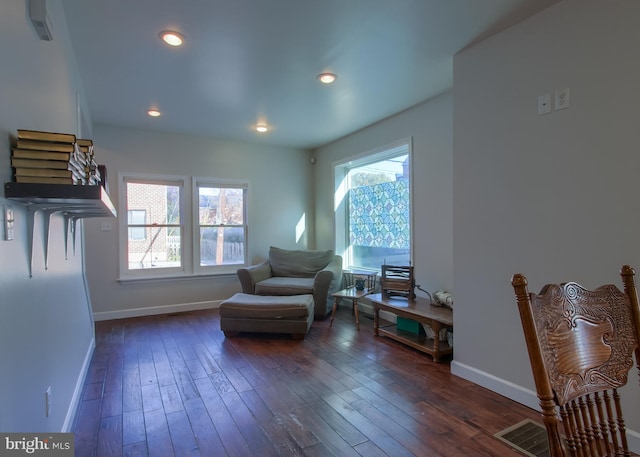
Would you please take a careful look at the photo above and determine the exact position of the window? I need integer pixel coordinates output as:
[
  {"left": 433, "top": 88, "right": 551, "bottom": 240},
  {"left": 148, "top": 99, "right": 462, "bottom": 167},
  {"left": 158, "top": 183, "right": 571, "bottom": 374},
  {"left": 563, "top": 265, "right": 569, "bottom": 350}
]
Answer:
[
  {"left": 334, "top": 139, "right": 411, "bottom": 272},
  {"left": 119, "top": 174, "right": 248, "bottom": 279},
  {"left": 127, "top": 210, "right": 146, "bottom": 241},
  {"left": 195, "top": 182, "right": 247, "bottom": 268}
]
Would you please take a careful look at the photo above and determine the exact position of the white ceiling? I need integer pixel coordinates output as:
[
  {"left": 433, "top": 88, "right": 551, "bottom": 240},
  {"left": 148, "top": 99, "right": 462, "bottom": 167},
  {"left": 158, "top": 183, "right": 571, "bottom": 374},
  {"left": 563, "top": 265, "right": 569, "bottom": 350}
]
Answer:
[{"left": 61, "top": 0, "right": 559, "bottom": 149}]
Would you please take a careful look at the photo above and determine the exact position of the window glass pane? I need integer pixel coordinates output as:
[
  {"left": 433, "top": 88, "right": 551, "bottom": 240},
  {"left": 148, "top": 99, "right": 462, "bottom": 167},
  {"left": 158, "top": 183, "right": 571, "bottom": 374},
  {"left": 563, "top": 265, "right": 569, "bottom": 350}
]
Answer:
[
  {"left": 126, "top": 181, "right": 181, "bottom": 270},
  {"left": 199, "top": 227, "right": 245, "bottom": 266},
  {"left": 128, "top": 227, "right": 181, "bottom": 269},
  {"left": 127, "top": 182, "right": 180, "bottom": 225},
  {"left": 127, "top": 210, "right": 146, "bottom": 241},
  {"left": 198, "top": 187, "right": 244, "bottom": 225},
  {"left": 347, "top": 154, "right": 410, "bottom": 269}
]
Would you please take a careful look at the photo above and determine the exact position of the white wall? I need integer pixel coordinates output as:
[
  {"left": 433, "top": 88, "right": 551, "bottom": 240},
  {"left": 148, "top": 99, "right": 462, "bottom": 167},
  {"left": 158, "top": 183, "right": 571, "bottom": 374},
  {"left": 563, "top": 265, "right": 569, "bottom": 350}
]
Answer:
[
  {"left": 313, "top": 91, "right": 453, "bottom": 294},
  {"left": 84, "top": 124, "right": 313, "bottom": 319},
  {"left": 453, "top": 0, "right": 640, "bottom": 448},
  {"left": 0, "top": 0, "right": 95, "bottom": 432}
]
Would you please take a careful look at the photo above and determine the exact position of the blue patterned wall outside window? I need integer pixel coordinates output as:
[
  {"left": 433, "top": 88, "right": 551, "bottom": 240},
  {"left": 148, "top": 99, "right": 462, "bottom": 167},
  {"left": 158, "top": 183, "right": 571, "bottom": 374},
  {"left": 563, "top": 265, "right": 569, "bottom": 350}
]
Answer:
[{"left": 349, "top": 179, "right": 409, "bottom": 249}]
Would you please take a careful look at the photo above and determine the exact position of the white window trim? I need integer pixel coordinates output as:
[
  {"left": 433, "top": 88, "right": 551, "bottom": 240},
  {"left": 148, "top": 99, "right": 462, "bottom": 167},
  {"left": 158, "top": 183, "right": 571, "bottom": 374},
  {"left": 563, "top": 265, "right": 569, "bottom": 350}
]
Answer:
[
  {"left": 117, "top": 173, "right": 249, "bottom": 281},
  {"left": 192, "top": 177, "right": 250, "bottom": 275},
  {"left": 333, "top": 137, "right": 414, "bottom": 272}
]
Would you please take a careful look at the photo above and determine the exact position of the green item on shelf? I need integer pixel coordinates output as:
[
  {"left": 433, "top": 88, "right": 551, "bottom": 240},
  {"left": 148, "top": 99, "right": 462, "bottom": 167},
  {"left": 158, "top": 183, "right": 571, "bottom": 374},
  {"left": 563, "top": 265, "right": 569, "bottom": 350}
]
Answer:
[{"left": 396, "top": 317, "right": 424, "bottom": 335}]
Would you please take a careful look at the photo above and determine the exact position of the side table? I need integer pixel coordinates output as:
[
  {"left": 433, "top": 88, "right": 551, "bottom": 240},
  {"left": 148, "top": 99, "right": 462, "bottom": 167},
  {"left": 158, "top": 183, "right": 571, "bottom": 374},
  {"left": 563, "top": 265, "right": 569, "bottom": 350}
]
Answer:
[
  {"left": 369, "top": 293, "right": 453, "bottom": 361},
  {"left": 330, "top": 287, "right": 372, "bottom": 330}
]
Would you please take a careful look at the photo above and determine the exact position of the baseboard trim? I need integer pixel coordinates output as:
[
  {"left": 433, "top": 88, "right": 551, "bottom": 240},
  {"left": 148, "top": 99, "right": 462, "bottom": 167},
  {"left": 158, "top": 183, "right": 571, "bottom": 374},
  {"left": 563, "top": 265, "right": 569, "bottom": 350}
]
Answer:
[
  {"left": 450, "top": 360, "right": 540, "bottom": 411},
  {"left": 93, "top": 300, "right": 221, "bottom": 321},
  {"left": 450, "top": 360, "right": 640, "bottom": 453},
  {"left": 62, "top": 336, "right": 95, "bottom": 432},
  {"left": 629, "top": 430, "right": 640, "bottom": 454}
]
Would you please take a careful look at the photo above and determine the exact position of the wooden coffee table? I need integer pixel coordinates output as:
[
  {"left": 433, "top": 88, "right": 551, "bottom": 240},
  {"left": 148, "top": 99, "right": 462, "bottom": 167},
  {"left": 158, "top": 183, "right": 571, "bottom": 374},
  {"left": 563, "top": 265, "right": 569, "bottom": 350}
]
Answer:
[
  {"left": 330, "top": 287, "right": 372, "bottom": 330},
  {"left": 369, "top": 293, "right": 453, "bottom": 361}
]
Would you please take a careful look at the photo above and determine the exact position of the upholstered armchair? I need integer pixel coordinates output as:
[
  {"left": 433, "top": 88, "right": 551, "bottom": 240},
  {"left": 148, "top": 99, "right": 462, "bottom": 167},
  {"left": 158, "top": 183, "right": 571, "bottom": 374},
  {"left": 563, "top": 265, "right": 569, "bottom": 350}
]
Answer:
[{"left": 236, "top": 246, "right": 343, "bottom": 318}]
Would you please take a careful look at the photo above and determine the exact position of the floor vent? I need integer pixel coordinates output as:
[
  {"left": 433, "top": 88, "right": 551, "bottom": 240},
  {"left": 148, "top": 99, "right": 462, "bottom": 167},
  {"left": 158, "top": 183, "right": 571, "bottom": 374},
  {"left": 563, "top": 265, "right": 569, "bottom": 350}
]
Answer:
[{"left": 495, "top": 419, "right": 550, "bottom": 457}]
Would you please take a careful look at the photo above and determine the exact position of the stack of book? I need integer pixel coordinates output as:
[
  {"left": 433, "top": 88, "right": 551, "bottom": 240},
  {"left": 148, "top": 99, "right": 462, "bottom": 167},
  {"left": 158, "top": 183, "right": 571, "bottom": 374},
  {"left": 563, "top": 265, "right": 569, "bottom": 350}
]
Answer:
[
  {"left": 74, "top": 138, "right": 102, "bottom": 185},
  {"left": 11, "top": 130, "right": 103, "bottom": 185}
]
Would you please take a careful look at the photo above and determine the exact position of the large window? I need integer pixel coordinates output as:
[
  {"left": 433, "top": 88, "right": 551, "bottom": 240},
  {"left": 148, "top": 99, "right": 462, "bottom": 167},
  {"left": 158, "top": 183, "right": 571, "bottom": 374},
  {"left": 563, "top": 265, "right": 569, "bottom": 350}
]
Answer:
[
  {"left": 196, "top": 181, "right": 247, "bottom": 268},
  {"left": 335, "top": 139, "right": 411, "bottom": 272},
  {"left": 119, "top": 174, "right": 248, "bottom": 279}
]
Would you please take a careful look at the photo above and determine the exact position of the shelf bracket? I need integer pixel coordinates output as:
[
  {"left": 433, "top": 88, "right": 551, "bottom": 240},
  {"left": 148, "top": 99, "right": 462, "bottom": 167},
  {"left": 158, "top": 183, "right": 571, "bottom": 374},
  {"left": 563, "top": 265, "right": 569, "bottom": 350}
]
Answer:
[
  {"left": 4, "top": 182, "right": 117, "bottom": 276},
  {"left": 25, "top": 206, "right": 35, "bottom": 278},
  {"left": 25, "top": 205, "right": 66, "bottom": 277},
  {"left": 63, "top": 214, "right": 73, "bottom": 259},
  {"left": 24, "top": 204, "right": 98, "bottom": 277},
  {"left": 42, "top": 208, "right": 62, "bottom": 271}
]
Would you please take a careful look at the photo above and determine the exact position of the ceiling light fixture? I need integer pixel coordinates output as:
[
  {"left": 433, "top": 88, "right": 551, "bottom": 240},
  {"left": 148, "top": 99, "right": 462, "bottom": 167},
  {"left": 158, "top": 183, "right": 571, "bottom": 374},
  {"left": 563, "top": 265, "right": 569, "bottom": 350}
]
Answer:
[
  {"left": 160, "top": 30, "right": 184, "bottom": 47},
  {"left": 147, "top": 109, "right": 161, "bottom": 117},
  {"left": 256, "top": 125, "right": 269, "bottom": 133},
  {"left": 317, "top": 72, "right": 337, "bottom": 84}
]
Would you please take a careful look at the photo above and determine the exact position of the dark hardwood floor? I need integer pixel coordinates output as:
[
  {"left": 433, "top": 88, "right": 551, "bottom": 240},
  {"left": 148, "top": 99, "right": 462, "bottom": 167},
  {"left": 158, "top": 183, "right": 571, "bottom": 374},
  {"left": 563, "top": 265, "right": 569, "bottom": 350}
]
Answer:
[{"left": 73, "top": 305, "right": 541, "bottom": 457}]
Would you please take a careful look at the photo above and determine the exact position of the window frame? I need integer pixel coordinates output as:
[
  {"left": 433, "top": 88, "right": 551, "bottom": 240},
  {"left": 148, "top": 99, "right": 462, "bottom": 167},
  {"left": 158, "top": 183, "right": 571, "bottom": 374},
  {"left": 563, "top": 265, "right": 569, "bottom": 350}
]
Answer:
[
  {"left": 118, "top": 173, "right": 249, "bottom": 281},
  {"left": 192, "top": 177, "right": 249, "bottom": 275},
  {"left": 333, "top": 137, "right": 413, "bottom": 273}
]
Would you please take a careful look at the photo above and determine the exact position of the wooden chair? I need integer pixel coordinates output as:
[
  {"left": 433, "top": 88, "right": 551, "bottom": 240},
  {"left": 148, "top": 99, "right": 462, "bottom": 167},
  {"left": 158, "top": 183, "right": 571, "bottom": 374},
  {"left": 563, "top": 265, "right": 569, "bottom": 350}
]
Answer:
[
  {"left": 343, "top": 270, "right": 378, "bottom": 291},
  {"left": 511, "top": 265, "right": 640, "bottom": 457}
]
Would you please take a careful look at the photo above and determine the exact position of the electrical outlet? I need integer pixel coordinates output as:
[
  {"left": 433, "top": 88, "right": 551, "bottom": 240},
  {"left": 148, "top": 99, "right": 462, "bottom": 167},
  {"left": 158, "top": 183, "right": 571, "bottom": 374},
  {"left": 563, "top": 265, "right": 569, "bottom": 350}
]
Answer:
[
  {"left": 45, "top": 386, "right": 52, "bottom": 417},
  {"left": 555, "top": 88, "right": 570, "bottom": 110},
  {"left": 537, "top": 93, "right": 551, "bottom": 115}
]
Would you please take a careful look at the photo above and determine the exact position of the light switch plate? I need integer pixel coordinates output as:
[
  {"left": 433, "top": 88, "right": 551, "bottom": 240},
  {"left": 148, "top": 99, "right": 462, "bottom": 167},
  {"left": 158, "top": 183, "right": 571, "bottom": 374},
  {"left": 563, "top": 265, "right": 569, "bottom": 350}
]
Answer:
[{"left": 4, "top": 206, "right": 14, "bottom": 241}]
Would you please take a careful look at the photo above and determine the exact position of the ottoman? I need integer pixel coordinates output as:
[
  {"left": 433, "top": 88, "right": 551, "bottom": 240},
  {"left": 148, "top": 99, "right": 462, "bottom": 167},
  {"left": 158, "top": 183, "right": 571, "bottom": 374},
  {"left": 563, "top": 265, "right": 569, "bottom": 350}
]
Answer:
[{"left": 219, "top": 293, "right": 315, "bottom": 339}]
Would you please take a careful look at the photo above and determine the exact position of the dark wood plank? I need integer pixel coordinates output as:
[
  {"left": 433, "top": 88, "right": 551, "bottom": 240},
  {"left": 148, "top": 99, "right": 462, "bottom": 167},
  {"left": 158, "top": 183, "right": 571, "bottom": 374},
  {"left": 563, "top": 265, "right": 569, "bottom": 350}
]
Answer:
[
  {"left": 144, "top": 409, "right": 174, "bottom": 457},
  {"left": 194, "top": 376, "right": 252, "bottom": 457},
  {"left": 122, "top": 410, "right": 146, "bottom": 446},
  {"left": 183, "top": 397, "right": 228, "bottom": 457},
  {"left": 122, "top": 367, "right": 142, "bottom": 412},
  {"left": 96, "top": 415, "right": 122, "bottom": 457},
  {"left": 165, "top": 410, "right": 200, "bottom": 457},
  {"left": 73, "top": 308, "right": 547, "bottom": 457},
  {"left": 219, "top": 390, "right": 280, "bottom": 457},
  {"left": 238, "top": 390, "right": 304, "bottom": 456}
]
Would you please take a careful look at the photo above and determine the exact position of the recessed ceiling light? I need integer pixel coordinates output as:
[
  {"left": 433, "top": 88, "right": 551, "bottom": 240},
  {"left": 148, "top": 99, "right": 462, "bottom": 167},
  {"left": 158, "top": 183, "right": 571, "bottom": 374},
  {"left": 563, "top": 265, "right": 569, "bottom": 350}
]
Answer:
[
  {"left": 256, "top": 125, "right": 269, "bottom": 133},
  {"left": 147, "top": 109, "right": 161, "bottom": 117},
  {"left": 317, "top": 72, "right": 337, "bottom": 84},
  {"left": 160, "top": 30, "right": 184, "bottom": 47}
]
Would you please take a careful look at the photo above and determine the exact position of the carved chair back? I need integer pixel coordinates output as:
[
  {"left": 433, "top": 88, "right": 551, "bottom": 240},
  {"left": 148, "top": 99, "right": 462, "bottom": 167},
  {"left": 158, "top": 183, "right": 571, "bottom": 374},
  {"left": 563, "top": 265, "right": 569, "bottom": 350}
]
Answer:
[{"left": 511, "top": 265, "right": 640, "bottom": 457}]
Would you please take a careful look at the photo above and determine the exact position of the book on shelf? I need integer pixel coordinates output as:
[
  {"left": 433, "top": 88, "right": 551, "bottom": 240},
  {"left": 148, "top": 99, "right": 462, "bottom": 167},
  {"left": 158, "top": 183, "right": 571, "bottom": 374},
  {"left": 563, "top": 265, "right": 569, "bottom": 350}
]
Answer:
[
  {"left": 76, "top": 139, "right": 94, "bottom": 155},
  {"left": 16, "top": 139, "right": 76, "bottom": 153},
  {"left": 76, "top": 138, "right": 93, "bottom": 147},
  {"left": 12, "top": 148, "right": 74, "bottom": 161},
  {"left": 11, "top": 157, "right": 74, "bottom": 170},
  {"left": 15, "top": 175, "right": 78, "bottom": 185},
  {"left": 14, "top": 167, "right": 76, "bottom": 178},
  {"left": 10, "top": 130, "right": 102, "bottom": 186},
  {"left": 17, "top": 129, "right": 76, "bottom": 144}
]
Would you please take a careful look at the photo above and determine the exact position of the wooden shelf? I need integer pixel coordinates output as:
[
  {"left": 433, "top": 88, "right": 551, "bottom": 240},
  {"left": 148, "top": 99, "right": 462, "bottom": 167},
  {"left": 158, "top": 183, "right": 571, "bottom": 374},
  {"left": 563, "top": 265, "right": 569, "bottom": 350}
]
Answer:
[
  {"left": 4, "top": 182, "right": 116, "bottom": 217},
  {"left": 370, "top": 293, "right": 453, "bottom": 362},
  {"left": 4, "top": 182, "right": 117, "bottom": 276},
  {"left": 377, "top": 322, "right": 453, "bottom": 359}
]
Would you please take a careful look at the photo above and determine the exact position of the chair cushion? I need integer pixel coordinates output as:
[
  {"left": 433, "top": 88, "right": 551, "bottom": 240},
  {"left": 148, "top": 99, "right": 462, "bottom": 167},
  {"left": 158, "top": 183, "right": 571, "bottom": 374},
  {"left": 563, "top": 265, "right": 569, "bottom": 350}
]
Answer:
[
  {"left": 255, "top": 277, "right": 314, "bottom": 296},
  {"left": 220, "top": 293, "right": 314, "bottom": 319},
  {"left": 269, "top": 246, "right": 335, "bottom": 277}
]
